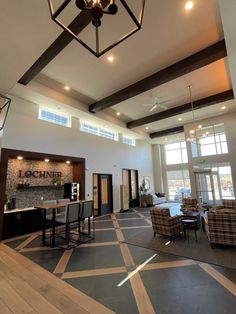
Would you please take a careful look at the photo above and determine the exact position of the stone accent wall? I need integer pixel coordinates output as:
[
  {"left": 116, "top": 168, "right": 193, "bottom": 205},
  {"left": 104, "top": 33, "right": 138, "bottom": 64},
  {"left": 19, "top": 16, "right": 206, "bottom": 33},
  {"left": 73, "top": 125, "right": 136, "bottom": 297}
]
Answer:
[{"left": 6, "top": 159, "right": 73, "bottom": 208}]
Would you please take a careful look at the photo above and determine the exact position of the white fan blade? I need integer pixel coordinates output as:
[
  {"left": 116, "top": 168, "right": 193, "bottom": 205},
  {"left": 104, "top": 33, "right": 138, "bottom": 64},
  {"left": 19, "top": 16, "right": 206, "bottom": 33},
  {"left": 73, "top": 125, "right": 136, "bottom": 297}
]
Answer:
[
  {"left": 143, "top": 103, "right": 154, "bottom": 107},
  {"left": 158, "top": 104, "right": 168, "bottom": 110},
  {"left": 149, "top": 104, "right": 157, "bottom": 112}
]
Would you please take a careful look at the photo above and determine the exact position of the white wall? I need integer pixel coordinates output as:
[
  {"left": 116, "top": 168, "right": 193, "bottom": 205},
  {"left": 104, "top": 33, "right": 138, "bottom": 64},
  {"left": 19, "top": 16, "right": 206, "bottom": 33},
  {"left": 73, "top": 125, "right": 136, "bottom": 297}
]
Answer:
[{"left": 2, "top": 96, "right": 154, "bottom": 211}]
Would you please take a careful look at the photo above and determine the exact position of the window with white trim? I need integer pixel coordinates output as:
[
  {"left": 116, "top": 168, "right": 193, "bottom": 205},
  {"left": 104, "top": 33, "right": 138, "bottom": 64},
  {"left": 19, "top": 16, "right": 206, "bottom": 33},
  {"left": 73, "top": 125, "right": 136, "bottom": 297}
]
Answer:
[
  {"left": 122, "top": 136, "right": 135, "bottom": 146},
  {"left": 192, "top": 123, "right": 228, "bottom": 157},
  {"left": 99, "top": 128, "right": 117, "bottom": 140},
  {"left": 39, "top": 108, "right": 70, "bottom": 127},
  {"left": 80, "top": 122, "right": 98, "bottom": 135},
  {"left": 164, "top": 141, "right": 188, "bottom": 165},
  {"left": 80, "top": 122, "right": 118, "bottom": 141}
]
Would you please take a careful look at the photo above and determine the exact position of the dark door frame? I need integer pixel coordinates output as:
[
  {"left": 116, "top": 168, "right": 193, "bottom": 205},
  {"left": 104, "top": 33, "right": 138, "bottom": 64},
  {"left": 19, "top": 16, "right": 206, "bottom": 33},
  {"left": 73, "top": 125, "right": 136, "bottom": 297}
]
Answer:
[{"left": 92, "top": 173, "right": 113, "bottom": 216}]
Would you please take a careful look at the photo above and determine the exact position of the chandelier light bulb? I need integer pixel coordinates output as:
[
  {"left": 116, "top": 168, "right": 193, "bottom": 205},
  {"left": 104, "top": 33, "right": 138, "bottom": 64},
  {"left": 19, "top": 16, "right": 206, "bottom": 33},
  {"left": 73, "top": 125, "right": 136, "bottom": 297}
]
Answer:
[
  {"left": 198, "top": 124, "right": 202, "bottom": 129},
  {"left": 190, "top": 129, "right": 195, "bottom": 134},
  {"left": 185, "top": 1, "right": 194, "bottom": 11}
]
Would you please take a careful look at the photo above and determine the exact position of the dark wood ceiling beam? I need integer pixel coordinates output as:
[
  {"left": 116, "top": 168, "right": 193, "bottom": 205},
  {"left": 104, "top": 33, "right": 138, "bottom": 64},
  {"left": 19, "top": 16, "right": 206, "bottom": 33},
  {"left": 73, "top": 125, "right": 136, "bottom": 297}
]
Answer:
[
  {"left": 89, "top": 40, "right": 227, "bottom": 113},
  {"left": 18, "top": 0, "right": 110, "bottom": 85},
  {"left": 150, "top": 126, "right": 184, "bottom": 139},
  {"left": 127, "top": 89, "right": 234, "bottom": 129}
]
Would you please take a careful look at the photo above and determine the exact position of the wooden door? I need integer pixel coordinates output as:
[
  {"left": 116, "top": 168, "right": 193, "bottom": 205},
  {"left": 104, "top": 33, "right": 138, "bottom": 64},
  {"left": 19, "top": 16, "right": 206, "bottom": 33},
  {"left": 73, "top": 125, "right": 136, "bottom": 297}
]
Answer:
[{"left": 93, "top": 174, "right": 113, "bottom": 216}]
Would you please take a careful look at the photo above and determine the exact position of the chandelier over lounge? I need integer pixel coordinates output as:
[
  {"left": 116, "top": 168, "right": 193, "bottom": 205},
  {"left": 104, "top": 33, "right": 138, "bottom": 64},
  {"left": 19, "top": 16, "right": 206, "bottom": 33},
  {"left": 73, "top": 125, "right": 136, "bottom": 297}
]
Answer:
[
  {"left": 48, "top": 0, "right": 146, "bottom": 57},
  {"left": 186, "top": 85, "right": 209, "bottom": 143}
]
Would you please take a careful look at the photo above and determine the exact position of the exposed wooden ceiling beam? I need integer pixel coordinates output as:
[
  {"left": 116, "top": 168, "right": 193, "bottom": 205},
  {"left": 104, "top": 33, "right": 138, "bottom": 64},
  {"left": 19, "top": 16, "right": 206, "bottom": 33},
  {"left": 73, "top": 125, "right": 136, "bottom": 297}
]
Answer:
[
  {"left": 89, "top": 40, "right": 227, "bottom": 113},
  {"left": 127, "top": 89, "right": 234, "bottom": 129},
  {"left": 18, "top": 0, "right": 110, "bottom": 85},
  {"left": 150, "top": 126, "right": 184, "bottom": 139}
]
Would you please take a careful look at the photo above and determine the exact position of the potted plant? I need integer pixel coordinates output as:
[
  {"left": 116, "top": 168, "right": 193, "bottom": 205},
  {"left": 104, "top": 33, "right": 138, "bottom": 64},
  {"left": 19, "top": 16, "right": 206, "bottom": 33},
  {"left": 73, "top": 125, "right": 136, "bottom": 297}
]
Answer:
[
  {"left": 52, "top": 176, "right": 61, "bottom": 186},
  {"left": 139, "top": 178, "right": 150, "bottom": 207},
  {"left": 139, "top": 178, "right": 149, "bottom": 196}
]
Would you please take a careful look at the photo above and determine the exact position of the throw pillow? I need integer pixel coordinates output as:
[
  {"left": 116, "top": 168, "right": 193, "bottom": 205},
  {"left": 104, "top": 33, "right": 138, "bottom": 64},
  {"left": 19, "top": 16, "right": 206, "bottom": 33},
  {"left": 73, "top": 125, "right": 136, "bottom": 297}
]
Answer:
[{"left": 155, "top": 192, "right": 161, "bottom": 197}]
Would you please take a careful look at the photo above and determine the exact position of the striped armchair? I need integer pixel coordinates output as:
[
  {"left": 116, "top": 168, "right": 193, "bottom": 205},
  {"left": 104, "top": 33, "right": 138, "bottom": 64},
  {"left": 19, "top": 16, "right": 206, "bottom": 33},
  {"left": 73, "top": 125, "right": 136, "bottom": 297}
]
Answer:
[
  {"left": 205, "top": 211, "right": 236, "bottom": 246},
  {"left": 217, "top": 199, "right": 236, "bottom": 211},
  {"left": 181, "top": 198, "right": 199, "bottom": 212},
  {"left": 150, "top": 207, "right": 183, "bottom": 240}
]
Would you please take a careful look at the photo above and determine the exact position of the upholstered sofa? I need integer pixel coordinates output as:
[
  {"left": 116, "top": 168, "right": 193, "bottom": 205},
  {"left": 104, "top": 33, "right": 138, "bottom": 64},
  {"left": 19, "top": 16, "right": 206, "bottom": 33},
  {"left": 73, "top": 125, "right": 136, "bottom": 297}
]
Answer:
[
  {"left": 140, "top": 193, "right": 166, "bottom": 207},
  {"left": 150, "top": 207, "right": 183, "bottom": 240},
  {"left": 205, "top": 210, "right": 236, "bottom": 247}
]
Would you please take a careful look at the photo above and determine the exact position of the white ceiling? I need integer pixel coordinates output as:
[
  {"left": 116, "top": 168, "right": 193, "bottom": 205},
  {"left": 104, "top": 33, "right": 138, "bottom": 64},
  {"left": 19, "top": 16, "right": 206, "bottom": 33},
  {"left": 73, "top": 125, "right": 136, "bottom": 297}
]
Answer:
[{"left": 1, "top": 0, "right": 235, "bottom": 143}]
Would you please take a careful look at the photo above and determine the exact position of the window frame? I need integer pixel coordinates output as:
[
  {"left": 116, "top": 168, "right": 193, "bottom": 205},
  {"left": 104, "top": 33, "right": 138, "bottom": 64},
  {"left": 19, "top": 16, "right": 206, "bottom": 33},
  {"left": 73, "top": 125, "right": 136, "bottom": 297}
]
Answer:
[
  {"left": 38, "top": 108, "right": 71, "bottom": 128},
  {"left": 164, "top": 141, "right": 188, "bottom": 165}
]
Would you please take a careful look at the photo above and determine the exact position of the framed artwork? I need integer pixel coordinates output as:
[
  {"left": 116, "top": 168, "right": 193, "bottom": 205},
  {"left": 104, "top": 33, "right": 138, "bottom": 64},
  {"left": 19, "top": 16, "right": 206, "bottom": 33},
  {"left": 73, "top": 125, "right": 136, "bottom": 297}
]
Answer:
[{"left": 144, "top": 176, "right": 151, "bottom": 191}]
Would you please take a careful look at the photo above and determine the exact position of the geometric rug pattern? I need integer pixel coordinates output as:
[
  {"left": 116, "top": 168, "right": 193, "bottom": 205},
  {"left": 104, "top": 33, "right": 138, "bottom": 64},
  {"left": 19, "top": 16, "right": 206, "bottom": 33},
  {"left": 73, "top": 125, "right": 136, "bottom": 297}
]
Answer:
[{"left": 3, "top": 208, "right": 236, "bottom": 314}]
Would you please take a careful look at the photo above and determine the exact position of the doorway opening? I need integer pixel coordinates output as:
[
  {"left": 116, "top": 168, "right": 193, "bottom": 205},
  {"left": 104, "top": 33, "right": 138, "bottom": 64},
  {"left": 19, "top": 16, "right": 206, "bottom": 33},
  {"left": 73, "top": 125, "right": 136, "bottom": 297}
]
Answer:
[
  {"left": 93, "top": 174, "right": 113, "bottom": 216},
  {"left": 122, "top": 169, "right": 139, "bottom": 208}
]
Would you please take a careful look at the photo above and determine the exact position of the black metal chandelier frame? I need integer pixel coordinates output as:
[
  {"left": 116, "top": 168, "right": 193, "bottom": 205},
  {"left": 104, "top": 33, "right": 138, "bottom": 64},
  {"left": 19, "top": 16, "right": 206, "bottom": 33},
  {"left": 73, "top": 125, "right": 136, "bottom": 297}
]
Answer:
[
  {"left": 0, "top": 94, "right": 11, "bottom": 131},
  {"left": 48, "top": 0, "right": 145, "bottom": 57}
]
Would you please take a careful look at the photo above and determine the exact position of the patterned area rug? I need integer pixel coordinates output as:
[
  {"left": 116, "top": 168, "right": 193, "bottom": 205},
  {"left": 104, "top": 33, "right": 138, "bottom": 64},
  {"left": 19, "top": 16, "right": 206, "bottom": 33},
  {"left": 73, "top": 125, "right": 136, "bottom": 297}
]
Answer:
[{"left": 125, "top": 227, "right": 236, "bottom": 270}]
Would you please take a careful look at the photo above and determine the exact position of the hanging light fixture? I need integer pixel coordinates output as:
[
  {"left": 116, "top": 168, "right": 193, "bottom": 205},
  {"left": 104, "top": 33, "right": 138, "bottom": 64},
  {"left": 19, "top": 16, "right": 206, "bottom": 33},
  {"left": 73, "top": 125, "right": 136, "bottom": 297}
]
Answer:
[
  {"left": 186, "top": 85, "right": 208, "bottom": 143},
  {"left": 0, "top": 94, "right": 11, "bottom": 131},
  {"left": 48, "top": 0, "right": 146, "bottom": 57}
]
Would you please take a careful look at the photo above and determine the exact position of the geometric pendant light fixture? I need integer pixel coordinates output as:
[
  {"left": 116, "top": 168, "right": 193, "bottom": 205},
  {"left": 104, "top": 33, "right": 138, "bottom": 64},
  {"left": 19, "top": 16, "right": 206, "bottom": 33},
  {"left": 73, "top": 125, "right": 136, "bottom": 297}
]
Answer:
[
  {"left": 0, "top": 94, "right": 11, "bottom": 131},
  {"left": 48, "top": 0, "right": 146, "bottom": 57}
]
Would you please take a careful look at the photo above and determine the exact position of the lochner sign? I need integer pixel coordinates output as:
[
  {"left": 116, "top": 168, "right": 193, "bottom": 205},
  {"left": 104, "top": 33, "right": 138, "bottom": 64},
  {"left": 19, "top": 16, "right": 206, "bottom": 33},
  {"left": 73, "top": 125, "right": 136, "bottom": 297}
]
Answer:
[{"left": 19, "top": 170, "right": 62, "bottom": 178}]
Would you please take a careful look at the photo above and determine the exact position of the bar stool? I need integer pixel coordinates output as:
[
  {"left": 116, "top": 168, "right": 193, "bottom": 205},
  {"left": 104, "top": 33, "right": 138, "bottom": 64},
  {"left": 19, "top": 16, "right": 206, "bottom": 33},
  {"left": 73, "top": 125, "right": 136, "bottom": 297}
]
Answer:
[
  {"left": 55, "top": 201, "right": 81, "bottom": 249},
  {"left": 57, "top": 198, "right": 70, "bottom": 214},
  {"left": 78, "top": 200, "right": 95, "bottom": 243},
  {"left": 41, "top": 199, "right": 57, "bottom": 245}
]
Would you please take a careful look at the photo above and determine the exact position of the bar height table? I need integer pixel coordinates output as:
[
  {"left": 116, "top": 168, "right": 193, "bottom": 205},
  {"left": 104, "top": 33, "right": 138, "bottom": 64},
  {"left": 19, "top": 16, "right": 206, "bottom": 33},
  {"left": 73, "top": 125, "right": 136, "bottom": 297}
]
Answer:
[{"left": 35, "top": 201, "right": 78, "bottom": 248}]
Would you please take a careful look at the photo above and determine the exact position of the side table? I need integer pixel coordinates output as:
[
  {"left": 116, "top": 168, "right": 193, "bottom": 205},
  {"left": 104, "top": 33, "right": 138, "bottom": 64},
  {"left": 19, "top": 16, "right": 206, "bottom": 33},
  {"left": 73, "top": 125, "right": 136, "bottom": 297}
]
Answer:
[{"left": 180, "top": 217, "right": 198, "bottom": 242}]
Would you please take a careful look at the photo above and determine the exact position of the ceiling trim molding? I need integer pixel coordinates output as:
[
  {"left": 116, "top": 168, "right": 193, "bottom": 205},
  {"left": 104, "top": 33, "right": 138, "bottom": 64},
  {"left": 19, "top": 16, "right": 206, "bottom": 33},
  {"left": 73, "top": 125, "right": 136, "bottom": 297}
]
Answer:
[
  {"left": 127, "top": 89, "right": 234, "bottom": 129},
  {"left": 18, "top": 0, "right": 110, "bottom": 85},
  {"left": 89, "top": 40, "right": 227, "bottom": 113},
  {"left": 150, "top": 126, "right": 184, "bottom": 139}
]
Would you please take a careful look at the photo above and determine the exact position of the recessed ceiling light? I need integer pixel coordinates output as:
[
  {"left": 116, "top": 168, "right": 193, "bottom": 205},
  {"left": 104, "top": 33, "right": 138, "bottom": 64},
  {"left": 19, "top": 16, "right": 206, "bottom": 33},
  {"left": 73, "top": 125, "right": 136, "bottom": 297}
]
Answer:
[
  {"left": 145, "top": 127, "right": 149, "bottom": 130},
  {"left": 221, "top": 105, "right": 226, "bottom": 110},
  {"left": 185, "top": 1, "right": 194, "bottom": 11},
  {"left": 116, "top": 112, "right": 121, "bottom": 116},
  {"left": 178, "top": 117, "right": 182, "bottom": 121},
  {"left": 64, "top": 86, "right": 70, "bottom": 91},
  {"left": 107, "top": 55, "right": 114, "bottom": 62},
  {"left": 44, "top": 159, "right": 50, "bottom": 162},
  {"left": 66, "top": 160, "right": 71, "bottom": 164},
  {"left": 17, "top": 156, "right": 23, "bottom": 160}
]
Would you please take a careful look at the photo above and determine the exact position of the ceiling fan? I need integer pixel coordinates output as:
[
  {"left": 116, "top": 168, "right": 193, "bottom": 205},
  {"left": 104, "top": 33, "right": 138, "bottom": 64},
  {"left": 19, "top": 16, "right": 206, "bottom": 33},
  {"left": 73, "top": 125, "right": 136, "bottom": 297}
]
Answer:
[{"left": 143, "top": 97, "right": 168, "bottom": 112}]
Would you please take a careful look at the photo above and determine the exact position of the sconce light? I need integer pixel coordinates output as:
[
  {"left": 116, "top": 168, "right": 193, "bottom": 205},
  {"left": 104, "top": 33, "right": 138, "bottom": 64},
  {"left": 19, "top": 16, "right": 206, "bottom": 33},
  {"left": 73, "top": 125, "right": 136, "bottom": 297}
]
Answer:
[{"left": 0, "top": 94, "right": 11, "bottom": 131}]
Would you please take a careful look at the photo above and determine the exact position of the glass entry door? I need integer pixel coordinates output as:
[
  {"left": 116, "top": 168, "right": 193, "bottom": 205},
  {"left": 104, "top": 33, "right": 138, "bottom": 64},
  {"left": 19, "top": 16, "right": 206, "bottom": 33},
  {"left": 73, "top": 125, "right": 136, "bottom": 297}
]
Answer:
[{"left": 194, "top": 170, "right": 220, "bottom": 208}]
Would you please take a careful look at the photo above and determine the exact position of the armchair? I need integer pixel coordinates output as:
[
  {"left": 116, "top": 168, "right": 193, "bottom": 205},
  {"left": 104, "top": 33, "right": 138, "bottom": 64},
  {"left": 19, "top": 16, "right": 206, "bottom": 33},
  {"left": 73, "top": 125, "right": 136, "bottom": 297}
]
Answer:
[
  {"left": 181, "top": 198, "right": 199, "bottom": 212},
  {"left": 150, "top": 207, "right": 183, "bottom": 240},
  {"left": 216, "top": 199, "right": 236, "bottom": 211},
  {"left": 205, "top": 211, "right": 236, "bottom": 247}
]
